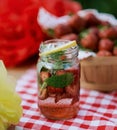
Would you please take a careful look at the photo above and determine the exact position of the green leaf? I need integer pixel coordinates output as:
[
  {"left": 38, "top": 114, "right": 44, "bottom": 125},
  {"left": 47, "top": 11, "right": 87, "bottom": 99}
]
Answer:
[
  {"left": 114, "top": 40, "right": 117, "bottom": 46},
  {"left": 49, "top": 51, "right": 65, "bottom": 69},
  {"left": 47, "top": 28, "right": 55, "bottom": 37},
  {"left": 79, "top": 29, "right": 89, "bottom": 39},
  {"left": 49, "top": 51, "right": 65, "bottom": 59},
  {"left": 41, "top": 67, "right": 49, "bottom": 72},
  {"left": 45, "top": 73, "right": 74, "bottom": 88},
  {"left": 53, "top": 61, "right": 64, "bottom": 70},
  {"left": 98, "top": 25, "right": 109, "bottom": 30},
  {"left": 40, "top": 82, "right": 47, "bottom": 93}
]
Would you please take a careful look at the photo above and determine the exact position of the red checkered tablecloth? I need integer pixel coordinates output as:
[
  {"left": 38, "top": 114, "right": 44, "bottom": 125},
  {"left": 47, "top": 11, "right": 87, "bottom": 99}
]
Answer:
[{"left": 15, "top": 68, "right": 117, "bottom": 130}]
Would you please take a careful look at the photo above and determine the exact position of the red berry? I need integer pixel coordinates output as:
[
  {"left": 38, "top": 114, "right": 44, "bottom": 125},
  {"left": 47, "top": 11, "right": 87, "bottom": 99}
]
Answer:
[
  {"left": 97, "top": 50, "right": 112, "bottom": 56},
  {"left": 98, "top": 38, "right": 114, "bottom": 51},
  {"left": 113, "top": 46, "right": 117, "bottom": 56}
]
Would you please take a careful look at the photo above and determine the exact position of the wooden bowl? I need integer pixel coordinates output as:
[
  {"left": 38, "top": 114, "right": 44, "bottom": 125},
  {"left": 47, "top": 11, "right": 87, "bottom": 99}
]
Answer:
[{"left": 80, "top": 56, "right": 117, "bottom": 91}]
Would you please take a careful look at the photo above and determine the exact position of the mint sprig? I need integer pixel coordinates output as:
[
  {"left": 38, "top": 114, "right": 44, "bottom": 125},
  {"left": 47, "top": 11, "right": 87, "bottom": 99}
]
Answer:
[
  {"left": 41, "top": 73, "right": 73, "bottom": 89},
  {"left": 48, "top": 51, "right": 65, "bottom": 69}
]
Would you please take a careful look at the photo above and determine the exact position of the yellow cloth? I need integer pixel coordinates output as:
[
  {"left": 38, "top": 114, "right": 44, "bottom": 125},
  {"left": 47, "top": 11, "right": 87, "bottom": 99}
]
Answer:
[{"left": 0, "top": 60, "right": 22, "bottom": 130}]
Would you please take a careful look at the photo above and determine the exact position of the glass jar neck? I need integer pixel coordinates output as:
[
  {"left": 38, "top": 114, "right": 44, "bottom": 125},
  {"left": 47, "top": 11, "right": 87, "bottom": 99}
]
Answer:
[
  {"left": 39, "top": 39, "right": 78, "bottom": 62},
  {"left": 41, "top": 46, "right": 78, "bottom": 60},
  {"left": 39, "top": 39, "right": 79, "bottom": 70}
]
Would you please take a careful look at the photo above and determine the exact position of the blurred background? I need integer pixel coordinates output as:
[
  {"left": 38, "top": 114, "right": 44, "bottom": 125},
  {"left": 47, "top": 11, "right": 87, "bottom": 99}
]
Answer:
[
  {"left": 75, "top": 0, "right": 117, "bottom": 18},
  {"left": 0, "top": 0, "right": 117, "bottom": 68}
]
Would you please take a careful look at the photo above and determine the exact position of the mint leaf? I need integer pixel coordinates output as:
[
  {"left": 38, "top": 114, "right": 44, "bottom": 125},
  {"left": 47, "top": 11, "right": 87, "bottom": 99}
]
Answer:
[
  {"left": 53, "top": 61, "right": 64, "bottom": 69},
  {"left": 40, "top": 82, "right": 47, "bottom": 93},
  {"left": 45, "top": 73, "right": 74, "bottom": 88},
  {"left": 49, "top": 51, "right": 65, "bottom": 59},
  {"left": 49, "top": 51, "right": 65, "bottom": 69}
]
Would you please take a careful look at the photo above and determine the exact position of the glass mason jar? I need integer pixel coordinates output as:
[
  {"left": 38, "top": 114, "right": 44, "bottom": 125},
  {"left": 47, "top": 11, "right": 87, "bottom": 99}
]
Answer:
[{"left": 37, "top": 39, "right": 80, "bottom": 120}]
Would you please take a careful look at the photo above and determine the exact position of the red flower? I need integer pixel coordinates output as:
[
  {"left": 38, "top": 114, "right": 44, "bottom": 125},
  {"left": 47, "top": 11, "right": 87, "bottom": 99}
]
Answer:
[{"left": 40, "top": 0, "right": 82, "bottom": 17}]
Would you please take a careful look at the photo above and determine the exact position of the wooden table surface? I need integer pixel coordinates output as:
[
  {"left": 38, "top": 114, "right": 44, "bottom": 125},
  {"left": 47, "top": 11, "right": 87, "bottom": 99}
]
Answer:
[
  {"left": 8, "top": 66, "right": 31, "bottom": 80},
  {"left": 7, "top": 56, "right": 38, "bottom": 80}
]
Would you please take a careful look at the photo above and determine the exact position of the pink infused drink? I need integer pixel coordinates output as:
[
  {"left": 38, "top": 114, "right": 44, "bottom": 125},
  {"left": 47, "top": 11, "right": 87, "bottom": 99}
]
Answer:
[{"left": 37, "top": 40, "right": 80, "bottom": 120}]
